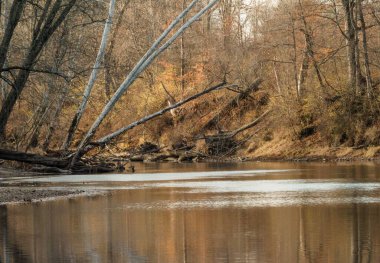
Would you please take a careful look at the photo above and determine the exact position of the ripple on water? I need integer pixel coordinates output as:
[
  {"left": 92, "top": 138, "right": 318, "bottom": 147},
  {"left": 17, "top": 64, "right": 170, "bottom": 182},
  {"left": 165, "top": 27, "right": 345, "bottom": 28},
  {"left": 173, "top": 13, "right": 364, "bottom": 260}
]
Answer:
[
  {"left": 6, "top": 170, "right": 380, "bottom": 209},
  {"left": 113, "top": 179, "right": 380, "bottom": 210},
  {"left": 147, "top": 179, "right": 380, "bottom": 193},
  {"left": 7, "top": 169, "right": 292, "bottom": 183},
  {"left": 118, "top": 195, "right": 380, "bottom": 210}
]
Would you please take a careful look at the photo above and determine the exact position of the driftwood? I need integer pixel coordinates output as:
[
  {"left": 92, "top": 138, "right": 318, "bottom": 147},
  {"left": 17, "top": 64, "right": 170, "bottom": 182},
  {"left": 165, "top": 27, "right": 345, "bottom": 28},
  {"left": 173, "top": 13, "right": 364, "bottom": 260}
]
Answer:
[
  {"left": 145, "top": 153, "right": 180, "bottom": 162},
  {"left": 201, "top": 78, "right": 263, "bottom": 131},
  {"left": 0, "top": 148, "right": 114, "bottom": 173},
  {"left": 138, "top": 142, "right": 161, "bottom": 154},
  {"left": 0, "top": 148, "right": 69, "bottom": 168},
  {"left": 204, "top": 135, "right": 237, "bottom": 155},
  {"left": 200, "top": 110, "right": 271, "bottom": 155},
  {"left": 31, "top": 166, "right": 70, "bottom": 174}
]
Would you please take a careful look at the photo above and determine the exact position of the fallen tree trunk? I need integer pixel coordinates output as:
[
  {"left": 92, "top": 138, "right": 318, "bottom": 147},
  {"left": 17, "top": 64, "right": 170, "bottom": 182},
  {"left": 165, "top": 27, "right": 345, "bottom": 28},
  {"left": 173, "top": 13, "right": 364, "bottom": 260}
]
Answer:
[
  {"left": 74, "top": 82, "right": 229, "bottom": 158},
  {"left": 0, "top": 148, "right": 115, "bottom": 173},
  {"left": 95, "top": 82, "right": 229, "bottom": 145},
  {"left": 0, "top": 83, "right": 230, "bottom": 170},
  {"left": 228, "top": 109, "right": 272, "bottom": 138},
  {"left": 0, "top": 148, "right": 69, "bottom": 168},
  {"left": 201, "top": 78, "right": 263, "bottom": 131}
]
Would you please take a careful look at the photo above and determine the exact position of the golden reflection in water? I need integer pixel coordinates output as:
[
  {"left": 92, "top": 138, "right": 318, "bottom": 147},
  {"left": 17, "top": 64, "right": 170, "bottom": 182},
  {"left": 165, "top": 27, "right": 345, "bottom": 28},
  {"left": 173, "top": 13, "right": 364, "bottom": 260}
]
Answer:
[{"left": 0, "top": 187, "right": 380, "bottom": 263}]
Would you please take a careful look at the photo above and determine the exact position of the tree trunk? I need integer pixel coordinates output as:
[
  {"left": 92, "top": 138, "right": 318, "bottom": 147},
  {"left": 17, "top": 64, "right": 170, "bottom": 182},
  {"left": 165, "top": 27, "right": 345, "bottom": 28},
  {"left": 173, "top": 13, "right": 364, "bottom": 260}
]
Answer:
[
  {"left": 0, "top": 0, "right": 27, "bottom": 71},
  {"left": 76, "top": 82, "right": 228, "bottom": 158},
  {"left": 161, "top": 82, "right": 178, "bottom": 119},
  {"left": 0, "top": 0, "right": 76, "bottom": 139},
  {"left": 228, "top": 109, "right": 272, "bottom": 138},
  {"left": 72, "top": 0, "right": 220, "bottom": 164},
  {"left": 104, "top": 0, "right": 130, "bottom": 100},
  {"left": 298, "top": 1, "right": 326, "bottom": 94},
  {"left": 0, "top": 148, "right": 69, "bottom": 168},
  {"left": 272, "top": 61, "right": 282, "bottom": 94},
  {"left": 95, "top": 82, "right": 227, "bottom": 145},
  {"left": 26, "top": 84, "right": 54, "bottom": 151},
  {"left": 63, "top": 0, "right": 116, "bottom": 150},
  {"left": 0, "top": 66, "right": 33, "bottom": 139},
  {"left": 297, "top": 48, "right": 309, "bottom": 98},
  {"left": 201, "top": 78, "right": 263, "bottom": 131},
  {"left": 220, "top": 0, "right": 233, "bottom": 49},
  {"left": 291, "top": 17, "right": 300, "bottom": 100},
  {"left": 42, "top": 85, "right": 68, "bottom": 152},
  {"left": 180, "top": 0, "right": 186, "bottom": 95},
  {"left": 0, "top": 0, "right": 10, "bottom": 103},
  {"left": 0, "top": 148, "right": 115, "bottom": 173},
  {"left": 0, "top": 0, "right": 25, "bottom": 105},
  {"left": 357, "top": 0, "right": 373, "bottom": 98},
  {"left": 342, "top": 0, "right": 357, "bottom": 91},
  {"left": 355, "top": 6, "right": 361, "bottom": 93}
]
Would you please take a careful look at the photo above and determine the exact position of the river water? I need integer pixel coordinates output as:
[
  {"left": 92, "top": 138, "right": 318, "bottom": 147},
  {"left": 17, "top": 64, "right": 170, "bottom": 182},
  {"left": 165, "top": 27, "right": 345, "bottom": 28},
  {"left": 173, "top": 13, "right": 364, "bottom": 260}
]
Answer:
[{"left": 1, "top": 162, "right": 380, "bottom": 262}]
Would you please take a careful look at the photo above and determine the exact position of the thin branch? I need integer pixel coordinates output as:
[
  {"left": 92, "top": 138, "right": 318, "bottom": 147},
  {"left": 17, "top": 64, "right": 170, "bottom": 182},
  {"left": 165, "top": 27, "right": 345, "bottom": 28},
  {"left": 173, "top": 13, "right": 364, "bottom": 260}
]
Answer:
[
  {"left": 96, "top": 82, "right": 229, "bottom": 145},
  {"left": 1, "top": 66, "right": 69, "bottom": 80},
  {"left": 72, "top": 0, "right": 219, "bottom": 162},
  {"left": 74, "top": 82, "right": 230, "bottom": 158}
]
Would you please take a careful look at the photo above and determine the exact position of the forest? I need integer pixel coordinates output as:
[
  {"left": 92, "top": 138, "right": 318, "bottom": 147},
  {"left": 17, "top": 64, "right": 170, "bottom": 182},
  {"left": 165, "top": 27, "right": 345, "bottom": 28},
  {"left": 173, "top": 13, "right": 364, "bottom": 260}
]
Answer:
[{"left": 1, "top": 0, "right": 380, "bottom": 171}]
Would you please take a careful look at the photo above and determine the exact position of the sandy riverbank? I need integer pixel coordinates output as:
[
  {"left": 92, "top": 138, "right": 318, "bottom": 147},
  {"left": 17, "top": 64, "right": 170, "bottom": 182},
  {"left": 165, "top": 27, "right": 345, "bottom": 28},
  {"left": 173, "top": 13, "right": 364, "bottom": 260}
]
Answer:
[
  {"left": 0, "top": 187, "right": 90, "bottom": 206},
  {"left": 0, "top": 168, "right": 107, "bottom": 205}
]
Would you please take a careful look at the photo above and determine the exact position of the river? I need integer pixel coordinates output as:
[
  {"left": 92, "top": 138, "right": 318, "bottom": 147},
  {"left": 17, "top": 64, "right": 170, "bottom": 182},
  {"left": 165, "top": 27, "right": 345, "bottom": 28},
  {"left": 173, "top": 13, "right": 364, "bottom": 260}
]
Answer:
[{"left": 1, "top": 162, "right": 380, "bottom": 262}]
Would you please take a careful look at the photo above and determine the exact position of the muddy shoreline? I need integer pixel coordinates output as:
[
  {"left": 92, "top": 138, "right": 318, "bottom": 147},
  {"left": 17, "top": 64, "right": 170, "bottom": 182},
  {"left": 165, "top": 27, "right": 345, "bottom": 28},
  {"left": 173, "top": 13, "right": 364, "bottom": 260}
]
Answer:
[
  {"left": 0, "top": 167, "right": 106, "bottom": 205},
  {"left": 0, "top": 184, "right": 108, "bottom": 206}
]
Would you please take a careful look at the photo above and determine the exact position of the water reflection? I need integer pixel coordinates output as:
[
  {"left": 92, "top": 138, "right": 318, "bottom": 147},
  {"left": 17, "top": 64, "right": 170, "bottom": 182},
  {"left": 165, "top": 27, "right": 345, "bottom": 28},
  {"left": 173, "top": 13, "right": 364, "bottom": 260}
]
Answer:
[{"left": 0, "top": 162, "right": 380, "bottom": 262}]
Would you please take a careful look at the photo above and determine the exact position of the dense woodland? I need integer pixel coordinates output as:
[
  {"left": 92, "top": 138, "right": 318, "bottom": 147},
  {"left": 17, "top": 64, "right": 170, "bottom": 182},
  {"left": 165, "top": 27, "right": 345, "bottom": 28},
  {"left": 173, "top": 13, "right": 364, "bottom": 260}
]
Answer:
[{"left": 1, "top": 0, "right": 380, "bottom": 168}]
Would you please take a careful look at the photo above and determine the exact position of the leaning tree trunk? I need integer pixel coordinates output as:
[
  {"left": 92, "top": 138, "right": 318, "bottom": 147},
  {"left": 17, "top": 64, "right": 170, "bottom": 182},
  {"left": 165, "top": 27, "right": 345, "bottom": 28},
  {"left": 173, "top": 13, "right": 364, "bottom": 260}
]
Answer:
[
  {"left": 0, "top": 0, "right": 11, "bottom": 103},
  {"left": 0, "top": 62, "right": 35, "bottom": 139},
  {"left": 78, "top": 82, "right": 228, "bottom": 157},
  {"left": 0, "top": 0, "right": 77, "bottom": 139},
  {"left": 0, "top": 0, "right": 27, "bottom": 72},
  {"left": 201, "top": 78, "right": 262, "bottom": 132},
  {"left": 0, "top": 0, "right": 26, "bottom": 104},
  {"left": 71, "top": 0, "right": 220, "bottom": 165},
  {"left": 63, "top": 0, "right": 116, "bottom": 151},
  {"left": 104, "top": 0, "right": 130, "bottom": 100}
]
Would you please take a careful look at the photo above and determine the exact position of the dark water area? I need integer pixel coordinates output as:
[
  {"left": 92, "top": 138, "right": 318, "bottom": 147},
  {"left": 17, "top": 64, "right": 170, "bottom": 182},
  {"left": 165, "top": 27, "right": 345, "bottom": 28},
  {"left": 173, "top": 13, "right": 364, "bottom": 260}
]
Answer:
[{"left": 1, "top": 162, "right": 380, "bottom": 262}]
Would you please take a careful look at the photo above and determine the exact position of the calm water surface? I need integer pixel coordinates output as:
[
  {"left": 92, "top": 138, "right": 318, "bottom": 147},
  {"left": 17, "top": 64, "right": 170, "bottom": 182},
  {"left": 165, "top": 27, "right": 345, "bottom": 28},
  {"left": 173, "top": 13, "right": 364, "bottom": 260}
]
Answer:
[{"left": 1, "top": 162, "right": 380, "bottom": 262}]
